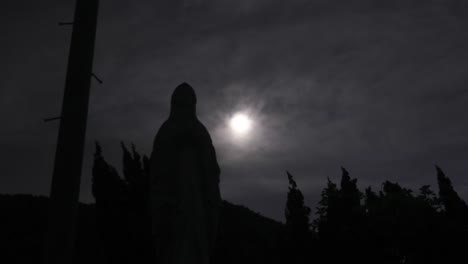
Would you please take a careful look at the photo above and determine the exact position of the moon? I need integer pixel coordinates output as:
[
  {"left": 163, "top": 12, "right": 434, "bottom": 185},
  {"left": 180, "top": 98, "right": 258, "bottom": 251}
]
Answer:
[{"left": 230, "top": 113, "right": 252, "bottom": 135}]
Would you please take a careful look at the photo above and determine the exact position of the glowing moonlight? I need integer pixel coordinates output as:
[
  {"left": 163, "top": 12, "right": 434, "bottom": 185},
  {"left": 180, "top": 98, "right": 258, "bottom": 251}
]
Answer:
[{"left": 230, "top": 113, "right": 252, "bottom": 135}]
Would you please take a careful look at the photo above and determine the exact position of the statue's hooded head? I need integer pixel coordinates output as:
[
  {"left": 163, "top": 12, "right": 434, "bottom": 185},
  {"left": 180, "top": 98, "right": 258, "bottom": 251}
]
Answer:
[{"left": 170, "top": 82, "right": 197, "bottom": 121}]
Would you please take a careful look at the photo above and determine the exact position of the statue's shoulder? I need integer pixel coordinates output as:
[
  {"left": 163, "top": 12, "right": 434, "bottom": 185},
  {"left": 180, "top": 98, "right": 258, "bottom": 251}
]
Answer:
[
  {"left": 159, "top": 119, "right": 173, "bottom": 131},
  {"left": 152, "top": 120, "right": 174, "bottom": 145},
  {"left": 194, "top": 119, "right": 208, "bottom": 132},
  {"left": 194, "top": 120, "right": 213, "bottom": 141}
]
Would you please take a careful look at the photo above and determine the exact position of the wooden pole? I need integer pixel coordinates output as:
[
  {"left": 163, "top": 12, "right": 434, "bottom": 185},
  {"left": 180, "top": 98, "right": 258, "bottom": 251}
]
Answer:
[{"left": 44, "top": 1, "right": 99, "bottom": 263}]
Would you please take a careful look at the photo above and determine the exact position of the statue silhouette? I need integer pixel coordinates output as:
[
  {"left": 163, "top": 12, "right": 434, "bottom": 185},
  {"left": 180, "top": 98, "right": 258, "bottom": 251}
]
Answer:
[{"left": 149, "top": 83, "right": 221, "bottom": 264}]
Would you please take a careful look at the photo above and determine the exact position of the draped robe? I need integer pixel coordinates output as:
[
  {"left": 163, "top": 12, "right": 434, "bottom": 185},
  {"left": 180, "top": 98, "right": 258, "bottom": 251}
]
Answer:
[{"left": 149, "top": 83, "right": 221, "bottom": 264}]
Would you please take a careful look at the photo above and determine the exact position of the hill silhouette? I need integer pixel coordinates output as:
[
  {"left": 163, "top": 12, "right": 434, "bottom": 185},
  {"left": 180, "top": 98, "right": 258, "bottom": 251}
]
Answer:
[{"left": 0, "top": 194, "right": 283, "bottom": 264}]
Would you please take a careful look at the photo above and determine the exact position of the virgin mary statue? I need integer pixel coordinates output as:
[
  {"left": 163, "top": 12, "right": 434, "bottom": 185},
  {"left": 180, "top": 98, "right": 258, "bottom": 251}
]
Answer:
[{"left": 149, "top": 83, "right": 221, "bottom": 264}]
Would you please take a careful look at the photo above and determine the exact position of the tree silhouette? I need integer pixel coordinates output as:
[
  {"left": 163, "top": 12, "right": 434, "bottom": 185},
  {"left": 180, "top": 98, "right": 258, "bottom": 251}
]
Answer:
[
  {"left": 89, "top": 145, "right": 468, "bottom": 264},
  {"left": 435, "top": 165, "right": 468, "bottom": 263},
  {"left": 92, "top": 142, "right": 152, "bottom": 264},
  {"left": 436, "top": 165, "right": 468, "bottom": 220},
  {"left": 120, "top": 142, "right": 151, "bottom": 262},
  {"left": 314, "top": 168, "right": 364, "bottom": 263},
  {"left": 313, "top": 177, "right": 338, "bottom": 236},
  {"left": 91, "top": 142, "right": 129, "bottom": 264},
  {"left": 2, "top": 162, "right": 468, "bottom": 264},
  {"left": 284, "top": 171, "right": 311, "bottom": 264},
  {"left": 337, "top": 167, "right": 364, "bottom": 262},
  {"left": 362, "top": 179, "right": 446, "bottom": 264},
  {"left": 339, "top": 167, "right": 362, "bottom": 216},
  {"left": 92, "top": 142, "right": 127, "bottom": 202}
]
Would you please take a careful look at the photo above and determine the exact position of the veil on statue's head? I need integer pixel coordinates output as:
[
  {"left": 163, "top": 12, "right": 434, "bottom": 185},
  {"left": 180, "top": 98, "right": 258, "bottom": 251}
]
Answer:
[
  {"left": 171, "top": 82, "right": 197, "bottom": 107},
  {"left": 170, "top": 82, "right": 197, "bottom": 120}
]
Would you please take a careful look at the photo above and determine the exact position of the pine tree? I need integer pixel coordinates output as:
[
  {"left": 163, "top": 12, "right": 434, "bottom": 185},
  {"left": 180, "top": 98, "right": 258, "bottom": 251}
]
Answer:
[
  {"left": 92, "top": 142, "right": 127, "bottom": 203},
  {"left": 121, "top": 142, "right": 148, "bottom": 207},
  {"left": 435, "top": 166, "right": 468, "bottom": 264},
  {"left": 120, "top": 142, "right": 151, "bottom": 262},
  {"left": 284, "top": 171, "right": 311, "bottom": 264},
  {"left": 436, "top": 165, "right": 468, "bottom": 220},
  {"left": 314, "top": 168, "right": 362, "bottom": 235},
  {"left": 285, "top": 171, "right": 311, "bottom": 234},
  {"left": 91, "top": 142, "right": 130, "bottom": 264},
  {"left": 313, "top": 178, "right": 339, "bottom": 233},
  {"left": 121, "top": 142, "right": 140, "bottom": 188},
  {"left": 339, "top": 167, "right": 363, "bottom": 220},
  {"left": 313, "top": 168, "right": 364, "bottom": 263},
  {"left": 92, "top": 142, "right": 151, "bottom": 263}
]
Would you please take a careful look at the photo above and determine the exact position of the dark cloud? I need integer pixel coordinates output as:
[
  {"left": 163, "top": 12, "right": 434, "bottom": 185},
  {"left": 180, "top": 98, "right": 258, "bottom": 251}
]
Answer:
[{"left": 2, "top": 0, "right": 468, "bottom": 221}]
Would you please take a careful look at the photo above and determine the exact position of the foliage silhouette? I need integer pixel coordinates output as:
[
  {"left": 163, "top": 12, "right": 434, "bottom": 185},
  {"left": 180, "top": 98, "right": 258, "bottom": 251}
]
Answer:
[
  {"left": 283, "top": 171, "right": 311, "bottom": 264},
  {"left": 1, "top": 163, "right": 467, "bottom": 264},
  {"left": 436, "top": 165, "right": 468, "bottom": 220},
  {"left": 92, "top": 142, "right": 130, "bottom": 264},
  {"left": 314, "top": 167, "right": 364, "bottom": 263}
]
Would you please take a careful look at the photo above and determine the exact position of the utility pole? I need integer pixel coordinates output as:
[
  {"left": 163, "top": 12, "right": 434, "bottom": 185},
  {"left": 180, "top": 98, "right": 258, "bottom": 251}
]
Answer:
[{"left": 44, "top": 1, "right": 99, "bottom": 263}]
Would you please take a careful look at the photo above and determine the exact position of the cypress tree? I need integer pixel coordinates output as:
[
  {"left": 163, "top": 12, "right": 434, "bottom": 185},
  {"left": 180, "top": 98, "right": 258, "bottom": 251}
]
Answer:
[
  {"left": 284, "top": 171, "right": 311, "bottom": 264},
  {"left": 436, "top": 165, "right": 468, "bottom": 220},
  {"left": 339, "top": 167, "right": 362, "bottom": 219},
  {"left": 91, "top": 142, "right": 129, "bottom": 264}
]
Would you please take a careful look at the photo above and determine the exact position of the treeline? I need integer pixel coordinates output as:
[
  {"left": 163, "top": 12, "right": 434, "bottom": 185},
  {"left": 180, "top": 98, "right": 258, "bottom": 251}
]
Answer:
[
  {"left": 1, "top": 142, "right": 467, "bottom": 264},
  {"left": 93, "top": 142, "right": 468, "bottom": 264},
  {"left": 285, "top": 167, "right": 468, "bottom": 264}
]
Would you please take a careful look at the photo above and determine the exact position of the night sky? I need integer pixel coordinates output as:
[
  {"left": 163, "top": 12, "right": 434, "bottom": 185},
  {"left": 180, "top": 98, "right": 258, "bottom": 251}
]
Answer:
[{"left": 2, "top": 0, "right": 468, "bottom": 221}]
